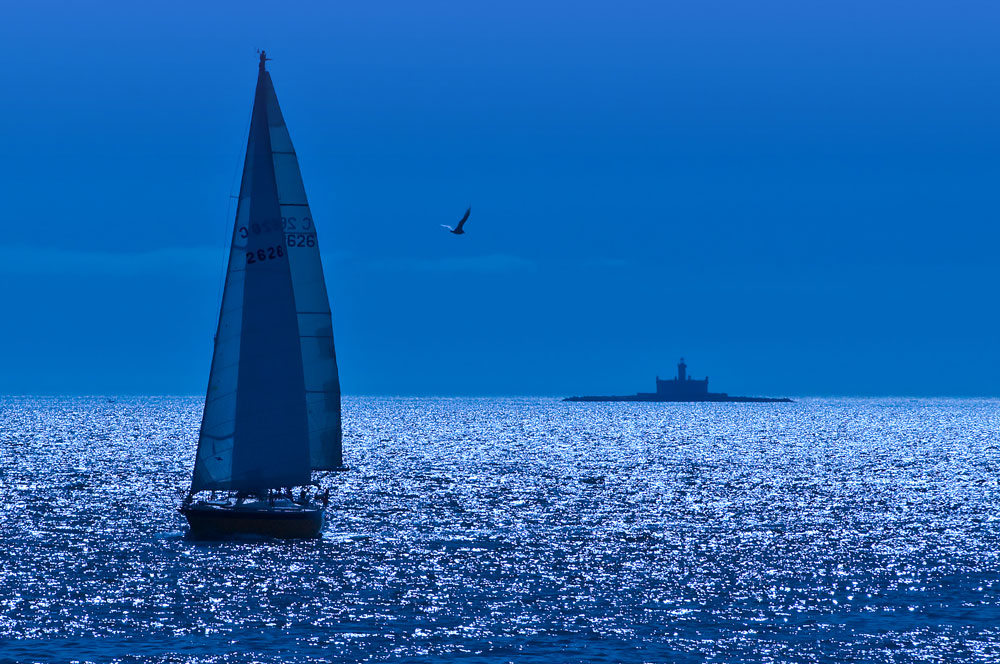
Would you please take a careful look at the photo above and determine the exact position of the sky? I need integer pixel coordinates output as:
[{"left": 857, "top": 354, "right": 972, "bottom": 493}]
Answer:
[{"left": 1, "top": 0, "right": 998, "bottom": 397}]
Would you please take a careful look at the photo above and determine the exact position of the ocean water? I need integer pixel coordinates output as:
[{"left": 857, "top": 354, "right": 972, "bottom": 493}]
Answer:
[{"left": 2, "top": 397, "right": 1000, "bottom": 663}]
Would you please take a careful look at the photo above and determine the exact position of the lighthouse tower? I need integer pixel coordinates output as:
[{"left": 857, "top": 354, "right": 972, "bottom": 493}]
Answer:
[{"left": 654, "top": 358, "right": 709, "bottom": 398}]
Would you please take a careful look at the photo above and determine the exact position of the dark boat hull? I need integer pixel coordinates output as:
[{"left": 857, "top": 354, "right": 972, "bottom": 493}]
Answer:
[{"left": 181, "top": 501, "right": 324, "bottom": 539}]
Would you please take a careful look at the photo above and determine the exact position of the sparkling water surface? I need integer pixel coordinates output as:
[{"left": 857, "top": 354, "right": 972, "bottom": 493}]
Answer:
[{"left": 2, "top": 397, "right": 1000, "bottom": 663}]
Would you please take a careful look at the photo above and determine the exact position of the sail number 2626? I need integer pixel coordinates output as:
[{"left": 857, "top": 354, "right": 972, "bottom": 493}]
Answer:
[
  {"left": 287, "top": 233, "right": 316, "bottom": 248},
  {"left": 246, "top": 245, "right": 285, "bottom": 264}
]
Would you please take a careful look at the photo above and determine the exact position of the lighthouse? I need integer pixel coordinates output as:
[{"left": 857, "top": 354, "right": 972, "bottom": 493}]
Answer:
[{"left": 563, "top": 356, "right": 792, "bottom": 402}]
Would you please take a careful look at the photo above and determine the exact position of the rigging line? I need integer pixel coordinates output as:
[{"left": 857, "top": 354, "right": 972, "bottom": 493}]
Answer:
[{"left": 213, "top": 96, "right": 256, "bottom": 317}]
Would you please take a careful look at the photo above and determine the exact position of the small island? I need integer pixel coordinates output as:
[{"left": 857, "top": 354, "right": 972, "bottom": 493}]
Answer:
[{"left": 564, "top": 358, "right": 792, "bottom": 403}]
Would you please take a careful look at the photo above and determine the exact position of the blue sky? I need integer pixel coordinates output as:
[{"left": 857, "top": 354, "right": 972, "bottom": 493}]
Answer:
[{"left": 1, "top": 0, "right": 998, "bottom": 396}]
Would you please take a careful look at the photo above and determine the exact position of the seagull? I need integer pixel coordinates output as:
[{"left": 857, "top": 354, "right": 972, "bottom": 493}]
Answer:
[{"left": 442, "top": 207, "right": 471, "bottom": 235}]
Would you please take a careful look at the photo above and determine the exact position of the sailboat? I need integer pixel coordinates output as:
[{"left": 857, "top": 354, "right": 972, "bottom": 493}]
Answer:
[{"left": 180, "top": 52, "right": 343, "bottom": 539}]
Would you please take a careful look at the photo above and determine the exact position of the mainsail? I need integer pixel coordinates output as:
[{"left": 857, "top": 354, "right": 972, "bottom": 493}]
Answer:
[{"left": 191, "top": 54, "right": 342, "bottom": 493}]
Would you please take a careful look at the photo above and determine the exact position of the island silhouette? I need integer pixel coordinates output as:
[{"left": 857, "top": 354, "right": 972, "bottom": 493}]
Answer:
[{"left": 564, "top": 358, "right": 792, "bottom": 403}]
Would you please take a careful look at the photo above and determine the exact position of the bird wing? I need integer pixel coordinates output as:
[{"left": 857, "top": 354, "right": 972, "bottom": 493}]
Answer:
[
  {"left": 455, "top": 206, "right": 471, "bottom": 231},
  {"left": 440, "top": 224, "right": 454, "bottom": 231}
]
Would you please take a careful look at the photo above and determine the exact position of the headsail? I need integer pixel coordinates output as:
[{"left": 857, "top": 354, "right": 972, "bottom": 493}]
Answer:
[{"left": 192, "top": 54, "right": 342, "bottom": 493}]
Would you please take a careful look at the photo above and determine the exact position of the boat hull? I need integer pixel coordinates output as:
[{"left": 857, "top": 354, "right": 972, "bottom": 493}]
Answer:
[{"left": 181, "top": 501, "right": 324, "bottom": 539}]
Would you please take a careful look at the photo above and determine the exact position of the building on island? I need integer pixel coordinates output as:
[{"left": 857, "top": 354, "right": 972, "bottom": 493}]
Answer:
[{"left": 564, "top": 358, "right": 791, "bottom": 403}]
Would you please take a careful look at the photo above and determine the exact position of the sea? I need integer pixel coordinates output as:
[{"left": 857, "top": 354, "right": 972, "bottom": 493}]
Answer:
[{"left": 2, "top": 396, "right": 1000, "bottom": 663}]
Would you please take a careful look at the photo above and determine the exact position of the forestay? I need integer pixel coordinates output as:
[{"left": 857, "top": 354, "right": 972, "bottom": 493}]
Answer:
[{"left": 191, "top": 56, "right": 342, "bottom": 493}]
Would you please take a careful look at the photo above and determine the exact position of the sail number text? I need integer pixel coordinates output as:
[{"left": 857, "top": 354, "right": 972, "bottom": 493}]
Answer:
[
  {"left": 238, "top": 216, "right": 313, "bottom": 239},
  {"left": 246, "top": 245, "right": 285, "bottom": 264},
  {"left": 287, "top": 234, "right": 316, "bottom": 248}
]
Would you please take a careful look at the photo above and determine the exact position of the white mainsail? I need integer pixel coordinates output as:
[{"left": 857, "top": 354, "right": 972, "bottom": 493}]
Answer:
[
  {"left": 191, "top": 55, "right": 342, "bottom": 493},
  {"left": 263, "top": 70, "right": 344, "bottom": 471}
]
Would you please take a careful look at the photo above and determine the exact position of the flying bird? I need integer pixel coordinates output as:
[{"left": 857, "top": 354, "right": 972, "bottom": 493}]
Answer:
[{"left": 442, "top": 207, "right": 471, "bottom": 235}]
